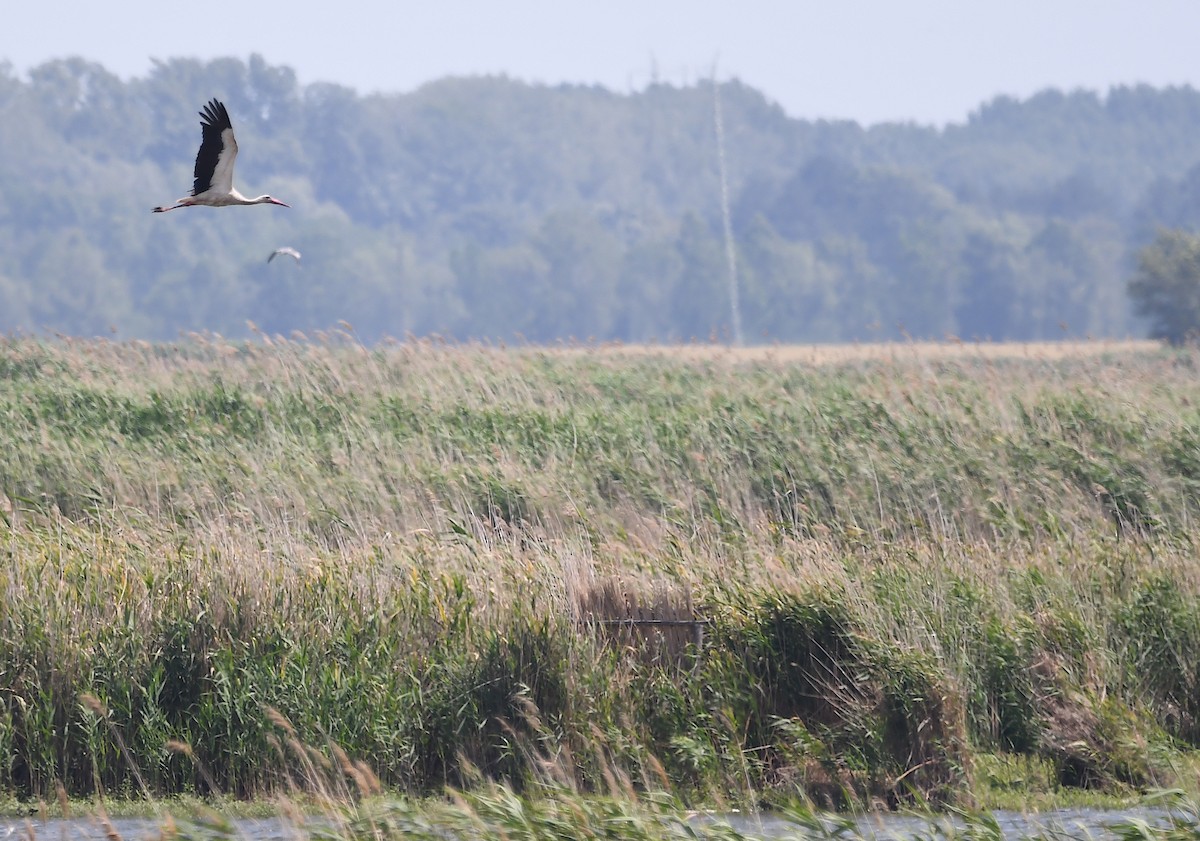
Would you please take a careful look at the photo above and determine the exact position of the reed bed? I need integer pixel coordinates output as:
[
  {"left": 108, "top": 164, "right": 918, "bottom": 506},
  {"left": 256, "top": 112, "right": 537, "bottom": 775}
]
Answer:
[{"left": 0, "top": 334, "right": 1198, "bottom": 812}]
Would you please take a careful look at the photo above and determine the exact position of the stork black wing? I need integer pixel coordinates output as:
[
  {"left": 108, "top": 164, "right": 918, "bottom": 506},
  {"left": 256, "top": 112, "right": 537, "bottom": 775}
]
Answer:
[{"left": 191, "top": 99, "right": 233, "bottom": 196}]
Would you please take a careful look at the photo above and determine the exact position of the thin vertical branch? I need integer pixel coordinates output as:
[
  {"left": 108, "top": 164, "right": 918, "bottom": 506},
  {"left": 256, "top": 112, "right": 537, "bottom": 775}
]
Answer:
[{"left": 712, "top": 64, "right": 744, "bottom": 346}]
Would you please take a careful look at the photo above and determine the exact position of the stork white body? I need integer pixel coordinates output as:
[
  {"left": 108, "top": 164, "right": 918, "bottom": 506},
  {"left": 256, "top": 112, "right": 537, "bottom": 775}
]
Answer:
[
  {"left": 267, "top": 247, "right": 302, "bottom": 264},
  {"left": 153, "top": 99, "right": 289, "bottom": 213}
]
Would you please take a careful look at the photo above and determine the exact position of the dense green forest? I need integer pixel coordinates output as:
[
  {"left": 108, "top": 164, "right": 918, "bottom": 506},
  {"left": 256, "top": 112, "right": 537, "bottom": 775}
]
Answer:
[{"left": 3, "top": 54, "right": 1200, "bottom": 342}]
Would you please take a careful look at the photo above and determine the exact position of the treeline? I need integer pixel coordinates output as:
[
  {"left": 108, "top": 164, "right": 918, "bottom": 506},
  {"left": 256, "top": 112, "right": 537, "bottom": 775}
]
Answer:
[{"left": 4, "top": 55, "right": 1200, "bottom": 342}]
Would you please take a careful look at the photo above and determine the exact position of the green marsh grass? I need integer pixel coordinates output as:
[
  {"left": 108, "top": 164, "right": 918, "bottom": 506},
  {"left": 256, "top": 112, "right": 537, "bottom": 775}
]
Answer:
[{"left": 1, "top": 335, "right": 1198, "bottom": 810}]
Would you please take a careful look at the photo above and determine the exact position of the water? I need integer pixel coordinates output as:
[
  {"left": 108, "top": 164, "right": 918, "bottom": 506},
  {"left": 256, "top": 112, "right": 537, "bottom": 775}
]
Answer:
[
  {"left": 0, "top": 807, "right": 1185, "bottom": 840},
  {"left": 0, "top": 815, "right": 301, "bottom": 841},
  {"left": 722, "top": 806, "right": 1184, "bottom": 839}
]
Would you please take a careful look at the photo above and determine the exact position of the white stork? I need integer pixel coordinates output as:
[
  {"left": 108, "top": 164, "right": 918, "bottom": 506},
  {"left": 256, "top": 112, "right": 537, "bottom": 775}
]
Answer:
[
  {"left": 267, "top": 247, "right": 302, "bottom": 264},
  {"left": 153, "top": 99, "right": 289, "bottom": 213}
]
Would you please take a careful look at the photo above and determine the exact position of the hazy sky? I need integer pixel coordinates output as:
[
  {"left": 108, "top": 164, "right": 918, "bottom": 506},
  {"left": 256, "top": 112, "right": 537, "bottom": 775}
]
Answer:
[{"left": 8, "top": 1, "right": 1200, "bottom": 126}]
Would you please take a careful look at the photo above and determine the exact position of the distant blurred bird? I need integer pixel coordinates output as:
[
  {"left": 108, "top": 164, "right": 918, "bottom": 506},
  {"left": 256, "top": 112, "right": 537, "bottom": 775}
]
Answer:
[
  {"left": 154, "top": 99, "right": 290, "bottom": 213},
  {"left": 267, "top": 247, "right": 302, "bottom": 264}
]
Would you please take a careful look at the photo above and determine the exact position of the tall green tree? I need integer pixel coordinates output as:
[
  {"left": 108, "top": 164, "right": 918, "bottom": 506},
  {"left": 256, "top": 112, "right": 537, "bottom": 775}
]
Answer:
[
  {"left": 955, "top": 231, "right": 1021, "bottom": 340},
  {"left": 530, "top": 210, "right": 622, "bottom": 341},
  {"left": 1128, "top": 228, "right": 1200, "bottom": 344},
  {"left": 671, "top": 215, "right": 731, "bottom": 341},
  {"left": 612, "top": 237, "right": 683, "bottom": 342}
]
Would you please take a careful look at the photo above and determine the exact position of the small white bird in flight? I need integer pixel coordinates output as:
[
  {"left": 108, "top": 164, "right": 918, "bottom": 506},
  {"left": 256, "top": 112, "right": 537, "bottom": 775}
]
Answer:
[
  {"left": 268, "top": 247, "right": 302, "bottom": 264},
  {"left": 153, "top": 99, "right": 289, "bottom": 213}
]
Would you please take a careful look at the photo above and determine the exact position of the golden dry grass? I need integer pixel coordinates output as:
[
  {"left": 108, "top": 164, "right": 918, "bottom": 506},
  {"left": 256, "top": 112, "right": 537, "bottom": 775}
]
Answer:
[{"left": 546, "top": 338, "right": 1160, "bottom": 365}]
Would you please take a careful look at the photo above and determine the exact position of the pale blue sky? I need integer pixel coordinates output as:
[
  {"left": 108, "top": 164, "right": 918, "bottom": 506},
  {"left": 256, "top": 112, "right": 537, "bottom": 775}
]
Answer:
[{"left": 8, "top": 1, "right": 1200, "bottom": 126}]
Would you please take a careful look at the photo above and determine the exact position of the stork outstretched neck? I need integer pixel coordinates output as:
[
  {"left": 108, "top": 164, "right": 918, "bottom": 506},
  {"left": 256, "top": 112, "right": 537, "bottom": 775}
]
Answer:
[{"left": 154, "top": 99, "right": 289, "bottom": 213}]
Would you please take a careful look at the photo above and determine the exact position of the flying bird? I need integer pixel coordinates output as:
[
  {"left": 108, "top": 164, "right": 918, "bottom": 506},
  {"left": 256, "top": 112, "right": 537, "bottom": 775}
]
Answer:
[
  {"left": 267, "top": 247, "right": 302, "bottom": 264},
  {"left": 153, "top": 99, "right": 289, "bottom": 213}
]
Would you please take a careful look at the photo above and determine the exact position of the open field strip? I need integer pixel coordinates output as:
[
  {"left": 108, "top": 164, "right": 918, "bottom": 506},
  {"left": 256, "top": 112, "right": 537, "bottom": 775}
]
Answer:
[{"left": 549, "top": 339, "right": 1160, "bottom": 364}]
